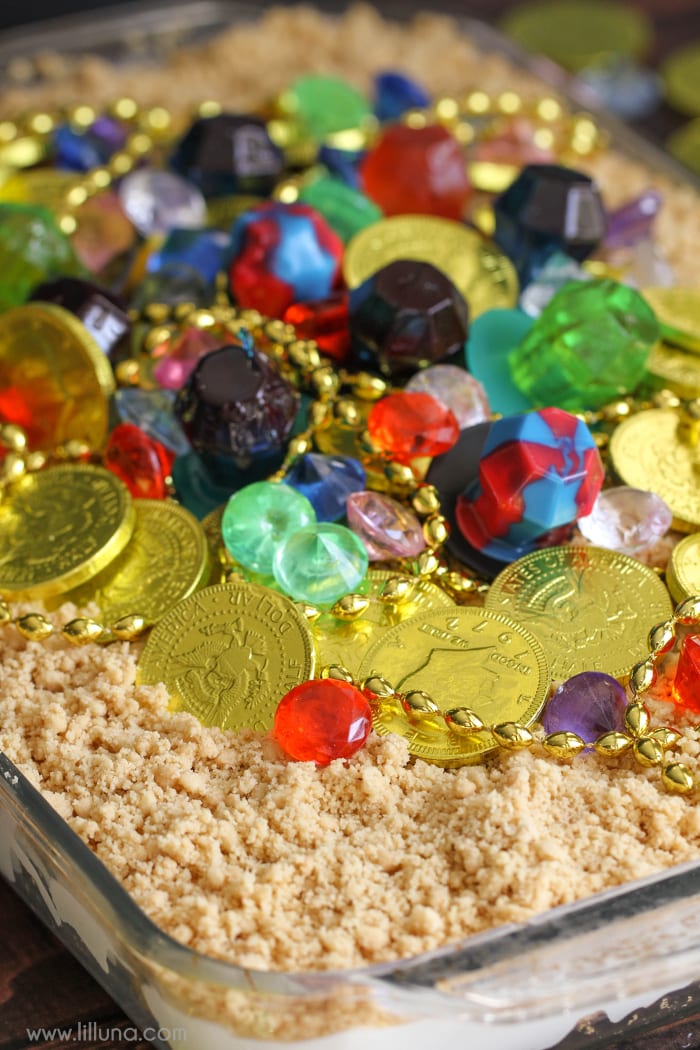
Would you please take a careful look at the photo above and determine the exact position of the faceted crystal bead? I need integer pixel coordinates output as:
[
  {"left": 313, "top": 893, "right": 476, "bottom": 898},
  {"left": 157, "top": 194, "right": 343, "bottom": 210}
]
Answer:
[
  {"left": 71, "top": 191, "right": 135, "bottom": 274},
  {"left": 273, "top": 522, "right": 369, "bottom": 605},
  {"left": 170, "top": 113, "right": 284, "bottom": 197},
  {"left": 493, "top": 164, "right": 606, "bottom": 285},
  {"left": 367, "top": 391, "right": 459, "bottom": 464},
  {"left": 350, "top": 260, "right": 469, "bottom": 378},
  {"left": 274, "top": 678, "right": 372, "bottom": 764},
  {"left": 0, "top": 202, "right": 83, "bottom": 310},
  {"left": 519, "top": 252, "right": 590, "bottom": 318},
  {"left": 405, "top": 365, "right": 490, "bottom": 430},
  {"left": 456, "top": 406, "right": 604, "bottom": 561},
  {"left": 299, "top": 175, "right": 382, "bottom": 243},
  {"left": 577, "top": 487, "right": 672, "bottom": 555},
  {"left": 673, "top": 635, "right": 700, "bottom": 714},
  {"left": 283, "top": 292, "right": 351, "bottom": 363},
  {"left": 174, "top": 342, "right": 299, "bottom": 466},
  {"left": 104, "top": 423, "right": 175, "bottom": 500},
  {"left": 30, "top": 276, "right": 131, "bottom": 357},
  {"left": 152, "top": 326, "right": 227, "bottom": 391},
  {"left": 543, "top": 671, "right": 627, "bottom": 747},
  {"left": 283, "top": 75, "right": 372, "bottom": 140},
  {"left": 118, "top": 170, "right": 207, "bottom": 236},
  {"left": 284, "top": 453, "right": 366, "bottom": 522},
  {"left": 114, "top": 388, "right": 190, "bottom": 455},
  {"left": 147, "top": 228, "right": 229, "bottom": 284},
  {"left": 360, "top": 124, "right": 471, "bottom": 221},
  {"left": 373, "top": 71, "right": 431, "bottom": 122},
  {"left": 604, "top": 190, "right": 662, "bottom": 249},
  {"left": 222, "top": 481, "right": 316, "bottom": 574},
  {"left": 508, "top": 278, "right": 659, "bottom": 412},
  {"left": 346, "top": 490, "right": 425, "bottom": 560},
  {"left": 130, "top": 264, "right": 210, "bottom": 312},
  {"left": 229, "top": 201, "right": 343, "bottom": 317},
  {"left": 621, "top": 237, "right": 675, "bottom": 288}
]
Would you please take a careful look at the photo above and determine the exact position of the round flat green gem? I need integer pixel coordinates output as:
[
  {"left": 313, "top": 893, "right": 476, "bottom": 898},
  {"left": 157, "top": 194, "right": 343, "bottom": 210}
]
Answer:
[
  {"left": 284, "top": 75, "right": 372, "bottom": 140},
  {"left": 273, "top": 523, "right": 369, "bottom": 606},
  {"left": 222, "top": 481, "right": 316, "bottom": 575},
  {"left": 299, "top": 175, "right": 382, "bottom": 243}
]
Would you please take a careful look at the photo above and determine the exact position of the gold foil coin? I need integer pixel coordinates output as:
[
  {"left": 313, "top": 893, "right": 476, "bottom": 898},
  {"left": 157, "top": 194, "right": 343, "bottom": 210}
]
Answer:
[
  {"left": 646, "top": 342, "right": 700, "bottom": 399},
  {"left": 667, "top": 533, "right": 700, "bottom": 604},
  {"left": 0, "top": 464, "right": 135, "bottom": 601},
  {"left": 137, "top": 582, "right": 316, "bottom": 731},
  {"left": 609, "top": 409, "right": 700, "bottom": 531},
  {"left": 343, "top": 215, "right": 518, "bottom": 318},
  {"left": 485, "top": 545, "right": 672, "bottom": 681},
  {"left": 666, "top": 118, "right": 700, "bottom": 177},
  {"left": 662, "top": 44, "right": 700, "bottom": 117},
  {"left": 642, "top": 287, "right": 700, "bottom": 355},
  {"left": 313, "top": 570, "right": 455, "bottom": 677},
  {"left": 357, "top": 606, "right": 549, "bottom": 766},
  {"left": 58, "top": 499, "right": 211, "bottom": 624},
  {"left": 0, "top": 302, "right": 114, "bottom": 451}
]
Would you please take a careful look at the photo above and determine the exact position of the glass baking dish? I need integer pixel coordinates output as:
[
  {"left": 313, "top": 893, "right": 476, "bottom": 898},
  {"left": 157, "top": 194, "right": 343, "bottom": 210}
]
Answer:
[{"left": 2, "top": 3, "right": 700, "bottom": 1047}]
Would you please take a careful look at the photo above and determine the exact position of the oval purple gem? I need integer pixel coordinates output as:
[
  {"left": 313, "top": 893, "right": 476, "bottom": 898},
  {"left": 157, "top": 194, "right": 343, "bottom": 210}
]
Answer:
[{"left": 542, "top": 671, "right": 627, "bottom": 748}]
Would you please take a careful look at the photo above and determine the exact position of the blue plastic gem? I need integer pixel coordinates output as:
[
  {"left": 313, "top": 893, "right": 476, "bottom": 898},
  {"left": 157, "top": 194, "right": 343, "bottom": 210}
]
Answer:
[
  {"left": 317, "top": 143, "right": 363, "bottom": 188},
  {"left": 284, "top": 453, "right": 366, "bottom": 521},
  {"left": 54, "top": 123, "right": 110, "bottom": 172},
  {"left": 114, "top": 388, "right": 190, "bottom": 456},
  {"left": 374, "top": 71, "right": 431, "bottom": 122},
  {"left": 493, "top": 164, "right": 606, "bottom": 286},
  {"left": 147, "top": 228, "right": 229, "bottom": 284}
]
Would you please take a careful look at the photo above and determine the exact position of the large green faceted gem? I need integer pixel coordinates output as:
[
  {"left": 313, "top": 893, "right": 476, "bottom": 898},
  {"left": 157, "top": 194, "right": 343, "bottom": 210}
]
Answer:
[
  {"left": 273, "top": 522, "right": 368, "bottom": 606},
  {"left": 299, "top": 175, "right": 382, "bottom": 243},
  {"left": 282, "top": 75, "right": 372, "bottom": 141},
  {"left": 222, "top": 481, "right": 316, "bottom": 575},
  {"left": 0, "top": 202, "right": 83, "bottom": 311},
  {"left": 508, "top": 278, "right": 659, "bottom": 411}
]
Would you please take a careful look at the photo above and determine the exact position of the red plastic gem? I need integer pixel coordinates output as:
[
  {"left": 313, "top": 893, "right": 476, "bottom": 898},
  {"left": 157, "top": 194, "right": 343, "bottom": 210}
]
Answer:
[
  {"left": 360, "top": 124, "right": 472, "bottom": 221},
  {"left": 672, "top": 635, "right": 700, "bottom": 714},
  {"left": 367, "top": 391, "right": 459, "bottom": 464},
  {"left": 104, "top": 422, "right": 175, "bottom": 499},
  {"left": 273, "top": 678, "right": 372, "bottom": 764},
  {"left": 283, "top": 292, "right": 351, "bottom": 363}
]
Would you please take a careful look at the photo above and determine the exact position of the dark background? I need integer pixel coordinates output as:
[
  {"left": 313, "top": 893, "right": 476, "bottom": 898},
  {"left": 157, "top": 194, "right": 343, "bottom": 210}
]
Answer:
[{"left": 3, "top": 0, "right": 700, "bottom": 1048}]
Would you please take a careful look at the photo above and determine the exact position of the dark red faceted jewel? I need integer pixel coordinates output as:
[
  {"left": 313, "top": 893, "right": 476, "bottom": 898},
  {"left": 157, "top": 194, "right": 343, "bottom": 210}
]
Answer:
[
  {"left": 274, "top": 679, "right": 372, "bottom": 764},
  {"left": 104, "top": 422, "right": 175, "bottom": 499},
  {"left": 367, "top": 391, "right": 459, "bottom": 463}
]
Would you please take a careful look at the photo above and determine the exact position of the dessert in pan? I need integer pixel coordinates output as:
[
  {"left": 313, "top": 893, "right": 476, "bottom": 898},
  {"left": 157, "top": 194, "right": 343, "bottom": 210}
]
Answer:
[{"left": 2, "top": 4, "right": 700, "bottom": 1047}]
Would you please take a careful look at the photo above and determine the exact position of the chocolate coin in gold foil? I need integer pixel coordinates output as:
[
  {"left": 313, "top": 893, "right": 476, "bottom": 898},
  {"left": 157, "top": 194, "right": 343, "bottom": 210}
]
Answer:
[
  {"left": 358, "top": 606, "right": 549, "bottom": 766},
  {"left": 0, "top": 302, "right": 114, "bottom": 450},
  {"left": 662, "top": 43, "right": 700, "bottom": 117},
  {"left": 0, "top": 464, "right": 134, "bottom": 602},
  {"left": 667, "top": 533, "right": 700, "bottom": 604},
  {"left": 58, "top": 499, "right": 211, "bottom": 624},
  {"left": 642, "top": 287, "right": 700, "bottom": 355},
  {"left": 485, "top": 545, "right": 672, "bottom": 680},
  {"left": 137, "top": 582, "right": 315, "bottom": 731},
  {"left": 313, "top": 570, "right": 455, "bottom": 677},
  {"left": 609, "top": 409, "right": 700, "bottom": 531},
  {"left": 343, "top": 216, "right": 518, "bottom": 317},
  {"left": 646, "top": 342, "right": 700, "bottom": 399}
]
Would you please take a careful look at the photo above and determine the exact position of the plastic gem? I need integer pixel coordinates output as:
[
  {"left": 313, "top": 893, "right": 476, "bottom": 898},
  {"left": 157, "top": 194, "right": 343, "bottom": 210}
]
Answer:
[
  {"left": 673, "top": 636, "right": 700, "bottom": 715},
  {"left": 508, "top": 278, "right": 659, "bottom": 412},
  {"left": 578, "top": 59, "right": 661, "bottom": 121},
  {"left": 118, "top": 169, "right": 207, "bottom": 236},
  {"left": 284, "top": 453, "right": 366, "bottom": 522},
  {"left": 152, "top": 326, "right": 227, "bottom": 391},
  {"left": 465, "top": 307, "right": 533, "bottom": 416},
  {"left": 543, "top": 671, "right": 628, "bottom": 747},
  {"left": 170, "top": 113, "right": 284, "bottom": 197},
  {"left": 283, "top": 292, "right": 351, "bottom": 363},
  {"left": 272, "top": 522, "right": 369, "bottom": 606},
  {"left": 284, "top": 75, "right": 372, "bottom": 140},
  {"left": 104, "top": 423, "right": 175, "bottom": 500},
  {"left": 405, "top": 364, "right": 490, "bottom": 430},
  {"left": 130, "top": 263, "right": 210, "bottom": 312},
  {"left": 70, "top": 191, "right": 136, "bottom": 274},
  {"left": 456, "top": 406, "right": 604, "bottom": 561},
  {"left": 114, "top": 388, "right": 190, "bottom": 456},
  {"left": 367, "top": 391, "right": 460, "bottom": 464},
  {"left": 346, "top": 490, "right": 425, "bottom": 560},
  {"left": 349, "top": 259, "right": 469, "bottom": 378},
  {"left": 519, "top": 251, "right": 590, "bottom": 318},
  {"left": 373, "top": 71, "right": 431, "bottom": 122},
  {"left": 0, "top": 202, "right": 83, "bottom": 311},
  {"left": 299, "top": 175, "right": 382, "bottom": 243},
  {"left": 147, "top": 228, "right": 229, "bottom": 284},
  {"left": 577, "top": 486, "right": 673, "bottom": 556},
  {"left": 274, "top": 678, "right": 372, "bottom": 764},
  {"left": 30, "top": 276, "right": 130, "bottom": 357},
  {"left": 604, "top": 190, "right": 662, "bottom": 249},
  {"left": 222, "top": 481, "right": 316, "bottom": 575}
]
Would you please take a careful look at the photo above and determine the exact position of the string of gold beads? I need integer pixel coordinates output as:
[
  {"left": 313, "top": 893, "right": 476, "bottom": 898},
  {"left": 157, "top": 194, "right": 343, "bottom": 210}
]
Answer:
[{"left": 0, "top": 601, "right": 148, "bottom": 645}]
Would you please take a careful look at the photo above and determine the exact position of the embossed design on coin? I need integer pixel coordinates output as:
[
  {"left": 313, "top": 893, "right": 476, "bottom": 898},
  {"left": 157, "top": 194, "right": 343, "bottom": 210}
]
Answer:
[
  {"left": 610, "top": 409, "right": 700, "bottom": 530},
  {"left": 61, "top": 500, "right": 210, "bottom": 623},
  {"left": 485, "top": 545, "right": 672, "bottom": 680},
  {"left": 313, "top": 571, "right": 455, "bottom": 676},
  {"left": 343, "top": 215, "right": 518, "bottom": 317},
  {"left": 358, "top": 606, "right": 549, "bottom": 766},
  {"left": 667, "top": 532, "right": 700, "bottom": 604},
  {"left": 0, "top": 464, "right": 134, "bottom": 601},
  {"left": 137, "top": 582, "right": 315, "bottom": 731},
  {"left": 646, "top": 343, "right": 700, "bottom": 399}
]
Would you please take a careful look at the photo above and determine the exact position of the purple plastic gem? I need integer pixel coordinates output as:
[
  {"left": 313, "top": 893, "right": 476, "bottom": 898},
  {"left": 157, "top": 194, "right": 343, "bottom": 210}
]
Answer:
[
  {"left": 284, "top": 453, "right": 366, "bottom": 521},
  {"left": 604, "top": 190, "right": 662, "bottom": 250},
  {"left": 542, "top": 671, "right": 627, "bottom": 747},
  {"left": 346, "top": 490, "right": 425, "bottom": 560}
]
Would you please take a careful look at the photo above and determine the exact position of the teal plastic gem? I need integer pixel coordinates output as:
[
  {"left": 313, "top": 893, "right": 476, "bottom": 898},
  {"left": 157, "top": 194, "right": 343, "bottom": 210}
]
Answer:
[
  {"left": 272, "top": 522, "right": 369, "bottom": 606},
  {"left": 284, "top": 75, "right": 372, "bottom": 140},
  {"left": 508, "top": 278, "right": 659, "bottom": 412},
  {"left": 222, "top": 481, "right": 316, "bottom": 575},
  {"left": 299, "top": 175, "right": 382, "bottom": 243},
  {"left": 465, "top": 308, "right": 533, "bottom": 415},
  {"left": 0, "top": 202, "right": 83, "bottom": 310}
]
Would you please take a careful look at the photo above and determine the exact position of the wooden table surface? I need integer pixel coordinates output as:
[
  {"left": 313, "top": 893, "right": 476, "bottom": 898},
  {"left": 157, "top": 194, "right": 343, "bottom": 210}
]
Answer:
[{"left": 3, "top": 0, "right": 700, "bottom": 1046}]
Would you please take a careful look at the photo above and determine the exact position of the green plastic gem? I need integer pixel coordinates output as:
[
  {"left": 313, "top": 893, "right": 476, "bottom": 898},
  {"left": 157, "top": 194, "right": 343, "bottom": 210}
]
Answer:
[
  {"left": 299, "top": 175, "right": 382, "bottom": 243},
  {"left": 273, "top": 522, "right": 369, "bottom": 606},
  {"left": 283, "top": 75, "right": 372, "bottom": 141},
  {"left": 508, "top": 278, "right": 659, "bottom": 412},
  {"left": 0, "top": 202, "right": 83, "bottom": 311},
  {"left": 222, "top": 481, "right": 316, "bottom": 576}
]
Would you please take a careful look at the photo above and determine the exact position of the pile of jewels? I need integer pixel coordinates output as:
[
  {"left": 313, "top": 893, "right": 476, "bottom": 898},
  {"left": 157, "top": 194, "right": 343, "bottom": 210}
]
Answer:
[{"left": 2, "top": 71, "right": 700, "bottom": 784}]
